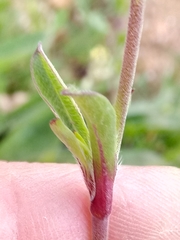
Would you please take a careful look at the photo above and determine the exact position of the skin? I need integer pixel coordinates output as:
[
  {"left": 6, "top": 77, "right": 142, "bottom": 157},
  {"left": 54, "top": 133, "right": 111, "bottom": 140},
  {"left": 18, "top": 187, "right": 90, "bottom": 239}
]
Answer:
[{"left": 0, "top": 161, "right": 180, "bottom": 240}]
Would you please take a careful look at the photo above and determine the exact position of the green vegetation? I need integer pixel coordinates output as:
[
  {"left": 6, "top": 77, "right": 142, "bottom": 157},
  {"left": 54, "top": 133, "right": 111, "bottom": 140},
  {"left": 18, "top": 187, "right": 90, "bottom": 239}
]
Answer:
[{"left": 0, "top": 0, "right": 180, "bottom": 167}]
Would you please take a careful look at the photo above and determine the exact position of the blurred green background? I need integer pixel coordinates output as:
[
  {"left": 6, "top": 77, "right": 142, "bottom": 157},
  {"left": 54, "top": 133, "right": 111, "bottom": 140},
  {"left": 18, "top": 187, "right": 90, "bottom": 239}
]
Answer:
[{"left": 0, "top": 0, "right": 180, "bottom": 166}]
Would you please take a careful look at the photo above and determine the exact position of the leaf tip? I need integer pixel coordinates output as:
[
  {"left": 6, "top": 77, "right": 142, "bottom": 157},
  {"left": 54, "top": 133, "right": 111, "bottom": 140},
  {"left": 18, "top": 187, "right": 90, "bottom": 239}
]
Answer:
[
  {"left": 31, "top": 42, "right": 43, "bottom": 70},
  {"left": 37, "top": 41, "right": 43, "bottom": 52},
  {"left": 33, "top": 42, "right": 44, "bottom": 58},
  {"left": 49, "top": 119, "right": 57, "bottom": 126}
]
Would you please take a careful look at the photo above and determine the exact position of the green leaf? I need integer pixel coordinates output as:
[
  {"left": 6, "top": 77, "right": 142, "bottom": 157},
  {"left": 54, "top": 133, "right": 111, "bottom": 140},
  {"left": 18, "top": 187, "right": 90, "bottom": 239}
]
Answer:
[
  {"left": 63, "top": 90, "right": 117, "bottom": 176},
  {"left": 50, "top": 118, "right": 95, "bottom": 198},
  {"left": 50, "top": 118, "right": 91, "bottom": 169},
  {"left": 30, "top": 43, "right": 90, "bottom": 148}
]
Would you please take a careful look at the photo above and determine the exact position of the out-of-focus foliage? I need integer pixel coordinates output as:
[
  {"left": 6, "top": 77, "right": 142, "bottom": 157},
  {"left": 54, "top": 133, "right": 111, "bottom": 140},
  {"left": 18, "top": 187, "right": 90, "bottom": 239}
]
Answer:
[
  {"left": 0, "top": 0, "right": 180, "bottom": 166},
  {"left": 123, "top": 78, "right": 180, "bottom": 167}
]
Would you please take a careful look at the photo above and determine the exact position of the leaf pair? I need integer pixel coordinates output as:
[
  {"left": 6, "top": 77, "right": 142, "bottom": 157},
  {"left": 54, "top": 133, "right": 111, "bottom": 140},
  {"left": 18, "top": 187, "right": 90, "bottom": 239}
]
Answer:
[{"left": 31, "top": 43, "right": 117, "bottom": 205}]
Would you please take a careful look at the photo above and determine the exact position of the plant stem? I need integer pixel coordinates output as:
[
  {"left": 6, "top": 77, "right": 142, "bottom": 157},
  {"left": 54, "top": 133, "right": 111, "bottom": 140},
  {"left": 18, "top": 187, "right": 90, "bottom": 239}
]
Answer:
[
  {"left": 92, "top": 216, "right": 109, "bottom": 240},
  {"left": 115, "top": 0, "right": 145, "bottom": 155}
]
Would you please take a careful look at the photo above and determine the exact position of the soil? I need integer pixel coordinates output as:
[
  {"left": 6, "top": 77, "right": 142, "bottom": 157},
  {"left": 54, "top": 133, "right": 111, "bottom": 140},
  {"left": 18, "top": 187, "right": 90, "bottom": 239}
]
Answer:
[{"left": 138, "top": 0, "right": 180, "bottom": 83}]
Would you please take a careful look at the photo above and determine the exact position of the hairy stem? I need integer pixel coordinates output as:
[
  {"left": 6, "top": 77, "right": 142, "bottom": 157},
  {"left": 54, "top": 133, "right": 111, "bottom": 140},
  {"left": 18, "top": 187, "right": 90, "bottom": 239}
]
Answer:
[
  {"left": 92, "top": 216, "right": 109, "bottom": 240},
  {"left": 115, "top": 0, "right": 145, "bottom": 155}
]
